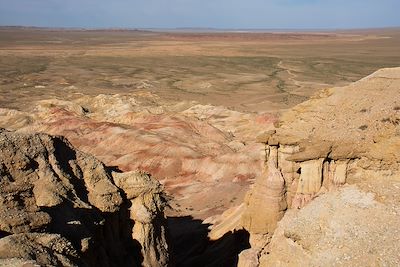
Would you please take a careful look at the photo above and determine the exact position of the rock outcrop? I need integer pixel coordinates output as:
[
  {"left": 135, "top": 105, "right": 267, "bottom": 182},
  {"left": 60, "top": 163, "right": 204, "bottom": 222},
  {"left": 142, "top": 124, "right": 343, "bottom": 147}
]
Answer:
[
  {"left": 209, "top": 67, "right": 400, "bottom": 266},
  {"left": 113, "top": 171, "right": 170, "bottom": 267},
  {"left": 0, "top": 129, "right": 170, "bottom": 266},
  {"left": 241, "top": 160, "right": 287, "bottom": 236},
  {"left": 259, "top": 67, "right": 400, "bottom": 209},
  {"left": 241, "top": 67, "right": 400, "bottom": 266}
]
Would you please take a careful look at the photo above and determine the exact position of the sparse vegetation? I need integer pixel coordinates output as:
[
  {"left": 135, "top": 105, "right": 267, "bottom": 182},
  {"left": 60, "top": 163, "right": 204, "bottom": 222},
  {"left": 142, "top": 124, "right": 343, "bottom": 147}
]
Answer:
[{"left": 1, "top": 28, "right": 400, "bottom": 112}]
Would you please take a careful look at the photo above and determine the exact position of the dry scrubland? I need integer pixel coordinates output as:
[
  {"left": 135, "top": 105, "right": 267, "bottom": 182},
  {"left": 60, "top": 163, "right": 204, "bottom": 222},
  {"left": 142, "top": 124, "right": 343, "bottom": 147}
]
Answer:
[
  {"left": 1, "top": 27, "right": 400, "bottom": 266},
  {"left": 1, "top": 27, "right": 400, "bottom": 112}
]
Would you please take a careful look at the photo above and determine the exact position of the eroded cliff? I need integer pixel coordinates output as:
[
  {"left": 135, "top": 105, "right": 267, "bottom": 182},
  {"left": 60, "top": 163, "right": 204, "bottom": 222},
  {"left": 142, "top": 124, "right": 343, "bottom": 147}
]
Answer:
[
  {"left": 210, "top": 67, "right": 400, "bottom": 266},
  {"left": 0, "top": 129, "right": 170, "bottom": 266}
]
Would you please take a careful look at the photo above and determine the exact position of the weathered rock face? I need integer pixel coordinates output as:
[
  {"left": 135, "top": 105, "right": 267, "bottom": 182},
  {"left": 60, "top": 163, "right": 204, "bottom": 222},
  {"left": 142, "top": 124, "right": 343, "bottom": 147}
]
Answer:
[
  {"left": 113, "top": 171, "right": 170, "bottom": 267},
  {"left": 241, "top": 160, "right": 287, "bottom": 235},
  {"left": 0, "top": 129, "right": 170, "bottom": 266},
  {"left": 224, "top": 67, "right": 400, "bottom": 266},
  {"left": 261, "top": 145, "right": 349, "bottom": 210},
  {"left": 255, "top": 67, "right": 400, "bottom": 211}
]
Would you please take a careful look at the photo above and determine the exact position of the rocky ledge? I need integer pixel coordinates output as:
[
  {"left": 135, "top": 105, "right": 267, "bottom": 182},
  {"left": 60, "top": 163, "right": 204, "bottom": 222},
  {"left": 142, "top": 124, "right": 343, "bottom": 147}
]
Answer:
[{"left": 209, "top": 67, "right": 400, "bottom": 266}]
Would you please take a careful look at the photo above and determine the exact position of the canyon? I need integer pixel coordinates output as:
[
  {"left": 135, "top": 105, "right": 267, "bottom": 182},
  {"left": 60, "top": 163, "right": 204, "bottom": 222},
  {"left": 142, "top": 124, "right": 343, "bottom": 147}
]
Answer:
[
  {"left": 0, "top": 28, "right": 400, "bottom": 266},
  {"left": 1, "top": 67, "right": 399, "bottom": 266}
]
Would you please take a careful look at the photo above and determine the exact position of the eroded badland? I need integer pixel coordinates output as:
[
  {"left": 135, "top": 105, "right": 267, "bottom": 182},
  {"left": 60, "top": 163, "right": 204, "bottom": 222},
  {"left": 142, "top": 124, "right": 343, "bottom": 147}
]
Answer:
[{"left": 0, "top": 27, "right": 400, "bottom": 266}]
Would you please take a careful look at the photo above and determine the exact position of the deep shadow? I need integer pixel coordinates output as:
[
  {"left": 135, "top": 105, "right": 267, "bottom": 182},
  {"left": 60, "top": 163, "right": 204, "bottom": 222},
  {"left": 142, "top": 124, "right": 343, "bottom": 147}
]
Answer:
[
  {"left": 42, "top": 136, "right": 144, "bottom": 266},
  {"left": 0, "top": 230, "right": 11, "bottom": 238},
  {"left": 168, "top": 216, "right": 250, "bottom": 267},
  {"left": 42, "top": 198, "right": 143, "bottom": 267},
  {"left": 107, "top": 165, "right": 123, "bottom": 174}
]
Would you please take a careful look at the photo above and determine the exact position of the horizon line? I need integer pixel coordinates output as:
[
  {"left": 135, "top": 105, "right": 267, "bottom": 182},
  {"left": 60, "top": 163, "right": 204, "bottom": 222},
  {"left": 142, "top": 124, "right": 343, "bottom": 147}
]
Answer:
[{"left": 1, "top": 25, "right": 400, "bottom": 32}]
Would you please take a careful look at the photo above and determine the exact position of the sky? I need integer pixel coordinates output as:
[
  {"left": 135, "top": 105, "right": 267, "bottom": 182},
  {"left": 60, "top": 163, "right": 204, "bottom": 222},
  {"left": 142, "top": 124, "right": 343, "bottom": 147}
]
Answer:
[{"left": 0, "top": 0, "right": 399, "bottom": 29}]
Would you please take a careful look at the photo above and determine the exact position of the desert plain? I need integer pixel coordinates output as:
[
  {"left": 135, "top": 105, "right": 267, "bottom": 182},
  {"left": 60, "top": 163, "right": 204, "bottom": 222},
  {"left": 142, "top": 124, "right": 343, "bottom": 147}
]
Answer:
[{"left": 1, "top": 27, "right": 400, "bottom": 266}]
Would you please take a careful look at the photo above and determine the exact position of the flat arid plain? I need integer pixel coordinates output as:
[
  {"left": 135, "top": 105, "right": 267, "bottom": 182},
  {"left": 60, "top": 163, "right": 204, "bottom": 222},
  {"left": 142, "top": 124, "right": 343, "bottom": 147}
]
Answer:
[
  {"left": 1, "top": 27, "right": 400, "bottom": 111},
  {"left": 1, "top": 27, "right": 400, "bottom": 266}
]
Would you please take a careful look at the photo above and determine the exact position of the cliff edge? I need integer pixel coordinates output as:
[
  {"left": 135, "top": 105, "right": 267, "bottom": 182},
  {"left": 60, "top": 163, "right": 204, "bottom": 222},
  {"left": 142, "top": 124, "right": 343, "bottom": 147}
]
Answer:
[{"left": 211, "top": 67, "right": 400, "bottom": 266}]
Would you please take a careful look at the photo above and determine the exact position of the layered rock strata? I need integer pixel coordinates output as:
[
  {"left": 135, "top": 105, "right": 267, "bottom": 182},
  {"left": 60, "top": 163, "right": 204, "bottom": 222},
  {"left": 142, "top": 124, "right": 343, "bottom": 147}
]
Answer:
[
  {"left": 259, "top": 142, "right": 349, "bottom": 209},
  {"left": 0, "top": 92, "right": 276, "bottom": 219},
  {"left": 243, "top": 67, "right": 400, "bottom": 266},
  {"left": 211, "top": 67, "right": 400, "bottom": 266}
]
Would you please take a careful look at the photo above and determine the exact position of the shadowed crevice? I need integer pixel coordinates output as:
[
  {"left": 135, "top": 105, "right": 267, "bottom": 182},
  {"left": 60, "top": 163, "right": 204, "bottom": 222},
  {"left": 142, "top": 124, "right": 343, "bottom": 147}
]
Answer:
[{"left": 168, "top": 216, "right": 250, "bottom": 267}]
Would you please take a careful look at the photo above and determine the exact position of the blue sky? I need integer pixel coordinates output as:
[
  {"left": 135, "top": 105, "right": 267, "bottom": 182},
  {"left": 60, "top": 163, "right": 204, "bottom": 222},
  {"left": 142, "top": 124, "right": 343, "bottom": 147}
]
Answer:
[{"left": 0, "top": 0, "right": 399, "bottom": 29}]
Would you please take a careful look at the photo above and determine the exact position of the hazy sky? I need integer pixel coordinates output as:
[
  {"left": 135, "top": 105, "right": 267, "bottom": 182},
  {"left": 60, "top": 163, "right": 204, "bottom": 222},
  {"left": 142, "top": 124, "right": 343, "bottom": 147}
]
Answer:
[{"left": 0, "top": 0, "right": 399, "bottom": 29}]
